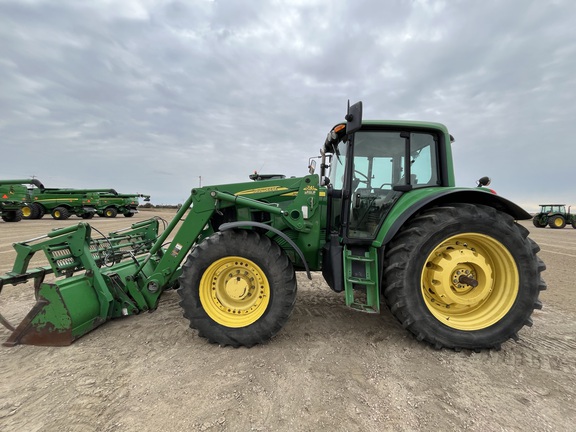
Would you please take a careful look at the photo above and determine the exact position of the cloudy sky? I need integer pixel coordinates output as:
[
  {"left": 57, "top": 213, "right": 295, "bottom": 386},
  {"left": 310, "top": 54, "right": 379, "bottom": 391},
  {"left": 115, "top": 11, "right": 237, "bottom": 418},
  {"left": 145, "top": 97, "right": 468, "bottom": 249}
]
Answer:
[{"left": 1, "top": 0, "right": 574, "bottom": 211}]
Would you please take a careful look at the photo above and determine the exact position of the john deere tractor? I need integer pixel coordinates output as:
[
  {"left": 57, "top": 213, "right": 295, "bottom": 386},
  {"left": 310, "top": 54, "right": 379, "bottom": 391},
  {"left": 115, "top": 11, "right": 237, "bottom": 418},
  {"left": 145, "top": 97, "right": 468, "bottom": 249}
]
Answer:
[
  {"left": 0, "top": 179, "right": 44, "bottom": 222},
  {"left": 532, "top": 204, "right": 576, "bottom": 229},
  {"left": 0, "top": 102, "right": 546, "bottom": 351}
]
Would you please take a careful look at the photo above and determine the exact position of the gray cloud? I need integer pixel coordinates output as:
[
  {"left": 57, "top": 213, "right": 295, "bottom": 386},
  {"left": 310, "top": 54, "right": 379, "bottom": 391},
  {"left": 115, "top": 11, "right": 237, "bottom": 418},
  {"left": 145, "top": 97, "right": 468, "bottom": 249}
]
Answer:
[{"left": 1, "top": 0, "right": 575, "bottom": 209}]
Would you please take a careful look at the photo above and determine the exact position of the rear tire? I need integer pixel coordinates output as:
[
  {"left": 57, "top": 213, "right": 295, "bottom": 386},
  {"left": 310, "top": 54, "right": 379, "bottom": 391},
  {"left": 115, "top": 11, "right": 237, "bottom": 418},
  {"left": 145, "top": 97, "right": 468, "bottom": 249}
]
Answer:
[
  {"left": 178, "top": 230, "right": 297, "bottom": 347},
  {"left": 548, "top": 215, "right": 566, "bottom": 229},
  {"left": 51, "top": 206, "right": 70, "bottom": 220},
  {"left": 383, "top": 204, "right": 546, "bottom": 351},
  {"left": 34, "top": 203, "right": 45, "bottom": 219}
]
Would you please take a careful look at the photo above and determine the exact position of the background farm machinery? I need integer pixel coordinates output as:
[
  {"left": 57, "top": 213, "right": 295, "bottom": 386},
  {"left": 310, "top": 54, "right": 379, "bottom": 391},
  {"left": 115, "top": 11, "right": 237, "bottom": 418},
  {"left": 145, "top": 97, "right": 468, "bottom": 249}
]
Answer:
[
  {"left": 1, "top": 179, "right": 151, "bottom": 221},
  {"left": 0, "top": 179, "right": 44, "bottom": 222},
  {"left": 21, "top": 185, "right": 150, "bottom": 220},
  {"left": 96, "top": 193, "right": 151, "bottom": 218},
  {"left": 532, "top": 204, "right": 576, "bottom": 229},
  {"left": 23, "top": 187, "right": 117, "bottom": 220}
]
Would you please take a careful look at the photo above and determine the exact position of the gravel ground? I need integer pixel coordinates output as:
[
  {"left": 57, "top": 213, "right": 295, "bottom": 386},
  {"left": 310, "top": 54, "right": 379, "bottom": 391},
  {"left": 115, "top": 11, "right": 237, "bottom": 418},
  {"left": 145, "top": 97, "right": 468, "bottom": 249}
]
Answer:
[{"left": 0, "top": 209, "right": 574, "bottom": 432}]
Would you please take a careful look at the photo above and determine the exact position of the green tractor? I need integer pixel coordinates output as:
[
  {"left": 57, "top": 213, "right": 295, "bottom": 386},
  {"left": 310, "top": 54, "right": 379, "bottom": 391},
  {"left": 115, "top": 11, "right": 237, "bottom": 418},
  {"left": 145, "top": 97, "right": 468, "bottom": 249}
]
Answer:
[
  {"left": 0, "top": 179, "right": 44, "bottom": 222},
  {"left": 23, "top": 187, "right": 118, "bottom": 220},
  {"left": 0, "top": 102, "right": 546, "bottom": 351},
  {"left": 96, "top": 193, "right": 151, "bottom": 218},
  {"left": 532, "top": 204, "right": 576, "bottom": 229},
  {"left": 1, "top": 181, "right": 26, "bottom": 223}
]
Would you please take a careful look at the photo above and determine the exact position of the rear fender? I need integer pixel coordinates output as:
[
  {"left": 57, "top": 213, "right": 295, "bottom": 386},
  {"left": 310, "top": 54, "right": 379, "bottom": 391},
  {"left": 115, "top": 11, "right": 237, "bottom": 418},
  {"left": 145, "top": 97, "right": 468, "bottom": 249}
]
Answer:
[{"left": 377, "top": 189, "right": 531, "bottom": 246}]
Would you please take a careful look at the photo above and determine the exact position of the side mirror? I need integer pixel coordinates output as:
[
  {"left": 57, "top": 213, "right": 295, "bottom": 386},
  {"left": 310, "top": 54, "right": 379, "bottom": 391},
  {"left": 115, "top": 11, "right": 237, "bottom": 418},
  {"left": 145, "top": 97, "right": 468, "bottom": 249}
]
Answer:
[
  {"left": 345, "top": 100, "right": 363, "bottom": 134},
  {"left": 308, "top": 159, "right": 317, "bottom": 174},
  {"left": 477, "top": 176, "right": 491, "bottom": 187}
]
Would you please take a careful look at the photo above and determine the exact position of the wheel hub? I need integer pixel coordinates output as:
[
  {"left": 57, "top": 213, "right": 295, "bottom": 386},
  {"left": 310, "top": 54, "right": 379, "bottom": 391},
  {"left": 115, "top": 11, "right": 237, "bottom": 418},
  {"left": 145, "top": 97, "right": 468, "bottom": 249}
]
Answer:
[
  {"left": 421, "top": 234, "right": 518, "bottom": 330},
  {"left": 425, "top": 247, "right": 492, "bottom": 307},
  {"left": 225, "top": 276, "right": 250, "bottom": 300},
  {"left": 200, "top": 256, "right": 270, "bottom": 327}
]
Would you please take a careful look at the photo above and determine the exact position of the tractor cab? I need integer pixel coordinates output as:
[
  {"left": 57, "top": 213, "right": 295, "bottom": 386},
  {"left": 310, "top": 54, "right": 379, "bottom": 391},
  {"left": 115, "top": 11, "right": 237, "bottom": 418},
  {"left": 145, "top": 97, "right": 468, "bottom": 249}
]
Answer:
[
  {"left": 318, "top": 102, "right": 453, "bottom": 306},
  {"left": 539, "top": 204, "right": 566, "bottom": 215},
  {"left": 320, "top": 103, "right": 447, "bottom": 243}
]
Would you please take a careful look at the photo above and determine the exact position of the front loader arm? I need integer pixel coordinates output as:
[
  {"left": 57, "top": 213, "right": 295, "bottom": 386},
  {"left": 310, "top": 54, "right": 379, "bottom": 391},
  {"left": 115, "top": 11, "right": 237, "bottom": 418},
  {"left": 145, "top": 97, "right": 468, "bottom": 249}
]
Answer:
[
  {"left": 0, "top": 175, "right": 321, "bottom": 346},
  {"left": 137, "top": 189, "right": 215, "bottom": 306},
  {"left": 140, "top": 179, "right": 314, "bottom": 304},
  {"left": 140, "top": 175, "right": 322, "bottom": 304}
]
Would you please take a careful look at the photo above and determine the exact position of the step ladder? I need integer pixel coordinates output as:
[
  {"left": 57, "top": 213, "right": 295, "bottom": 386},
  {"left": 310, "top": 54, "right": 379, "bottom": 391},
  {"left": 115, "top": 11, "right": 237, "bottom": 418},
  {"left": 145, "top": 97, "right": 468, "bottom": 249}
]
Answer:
[{"left": 343, "top": 246, "right": 380, "bottom": 313}]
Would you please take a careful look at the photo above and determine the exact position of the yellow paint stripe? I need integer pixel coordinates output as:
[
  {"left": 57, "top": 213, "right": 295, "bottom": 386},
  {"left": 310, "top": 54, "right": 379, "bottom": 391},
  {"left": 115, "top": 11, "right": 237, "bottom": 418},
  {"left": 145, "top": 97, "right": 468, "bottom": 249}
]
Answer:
[
  {"left": 35, "top": 198, "right": 80, "bottom": 202},
  {"left": 236, "top": 186, "right": 290, "bottom": 195}
]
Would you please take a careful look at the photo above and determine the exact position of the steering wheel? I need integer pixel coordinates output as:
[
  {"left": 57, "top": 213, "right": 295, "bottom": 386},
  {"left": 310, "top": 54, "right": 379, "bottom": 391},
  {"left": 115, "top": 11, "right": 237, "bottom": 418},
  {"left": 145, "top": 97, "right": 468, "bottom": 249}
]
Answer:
[{"left": 354, "top": 170, "right": 369, "bottom": 185}]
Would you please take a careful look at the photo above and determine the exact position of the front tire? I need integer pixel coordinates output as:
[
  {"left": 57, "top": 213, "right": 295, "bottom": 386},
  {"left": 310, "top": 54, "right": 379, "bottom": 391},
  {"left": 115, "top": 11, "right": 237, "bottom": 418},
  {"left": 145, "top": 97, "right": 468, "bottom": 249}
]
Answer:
[
  {"left": 383, "top": 204, "right": 546, "bottom": 351},
  {"left": 178, "top": 230, "right": 297, "bottom": 347},
  {"left": 1, "top": 210, "right": 22, "bottom": 222},
  {"left": 532, "top": 216, "right": 546, "bottom": 228},
  {"left": 21, "top": 204, "right": 37, "bottom": 219}
]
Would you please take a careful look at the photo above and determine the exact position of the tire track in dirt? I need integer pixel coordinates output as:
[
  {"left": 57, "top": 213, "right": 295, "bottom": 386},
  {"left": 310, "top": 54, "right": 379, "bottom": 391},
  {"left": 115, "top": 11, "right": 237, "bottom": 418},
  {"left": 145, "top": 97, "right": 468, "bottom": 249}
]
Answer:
[
  {"left": 1, "top": 216, "right": 575, "bottom": 431},
  {"left": 478, "top": 346, "right": 576, "bottom": 374},
  {"left": 413, "top": 293, "right": 576, "bottom": 374}
]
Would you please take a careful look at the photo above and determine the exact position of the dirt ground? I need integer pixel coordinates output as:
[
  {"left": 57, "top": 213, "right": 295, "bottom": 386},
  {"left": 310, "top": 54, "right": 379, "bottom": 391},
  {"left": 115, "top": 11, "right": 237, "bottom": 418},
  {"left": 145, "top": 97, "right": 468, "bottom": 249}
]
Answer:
[{"left": 0, "top": 209, "right": 575, "bottom": 432}]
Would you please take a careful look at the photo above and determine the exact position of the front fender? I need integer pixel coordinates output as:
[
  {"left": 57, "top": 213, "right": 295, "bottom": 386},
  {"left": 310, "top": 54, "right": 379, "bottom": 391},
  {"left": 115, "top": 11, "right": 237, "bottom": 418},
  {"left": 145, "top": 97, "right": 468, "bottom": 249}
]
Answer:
[{"left": 376, "top": 188, "right": 531, "bottom": 246}]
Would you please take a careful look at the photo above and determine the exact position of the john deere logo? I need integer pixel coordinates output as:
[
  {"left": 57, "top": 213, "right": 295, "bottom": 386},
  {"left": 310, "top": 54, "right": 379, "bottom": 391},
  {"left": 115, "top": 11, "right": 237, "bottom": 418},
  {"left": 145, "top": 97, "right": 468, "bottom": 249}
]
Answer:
[{"left": 303, "top": 185, "right": 317, "bottom": 195}]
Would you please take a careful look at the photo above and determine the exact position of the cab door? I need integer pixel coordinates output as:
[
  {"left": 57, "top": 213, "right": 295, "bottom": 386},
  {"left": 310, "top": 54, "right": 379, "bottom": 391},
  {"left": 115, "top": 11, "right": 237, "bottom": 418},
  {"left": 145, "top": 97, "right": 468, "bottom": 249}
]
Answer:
[{"left": 345, "top": 129, "right": 440, "bottom": 242}]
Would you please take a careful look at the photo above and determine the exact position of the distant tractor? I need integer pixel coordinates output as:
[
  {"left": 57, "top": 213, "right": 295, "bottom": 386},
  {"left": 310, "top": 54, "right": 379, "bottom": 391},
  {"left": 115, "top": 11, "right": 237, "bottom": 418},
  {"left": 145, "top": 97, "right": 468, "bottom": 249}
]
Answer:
[{"left": 532, "top": 204, "right": 576, "bottom": 229}]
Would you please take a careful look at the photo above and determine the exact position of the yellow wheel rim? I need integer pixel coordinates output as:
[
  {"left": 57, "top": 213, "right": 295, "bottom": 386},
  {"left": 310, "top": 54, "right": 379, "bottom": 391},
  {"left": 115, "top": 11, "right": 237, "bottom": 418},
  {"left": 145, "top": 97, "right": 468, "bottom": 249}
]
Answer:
[
  {"left": 421, "top": 233, "right": 518, "bottom": 330},
  {"left": 22, "top": 206, "right": 32, "bottom": 218},
  {"left": 54, "top": 210, "right": 61, "bottom": 218},
  {"left": 553, "top": 218, "right": 563, "bottom": 227},
  {"left": 199, "top": 256, "right": 270, "bottom": 328}
]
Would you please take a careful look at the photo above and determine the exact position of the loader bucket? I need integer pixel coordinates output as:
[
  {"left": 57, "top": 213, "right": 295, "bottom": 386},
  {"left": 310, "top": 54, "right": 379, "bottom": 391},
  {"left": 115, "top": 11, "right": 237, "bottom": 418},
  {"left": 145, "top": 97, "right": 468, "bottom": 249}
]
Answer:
[
  {"left": 1, "top": 218, "right": 162, "bottom": 346},
  {"left": 3, "top": 275, "right": 104, "bottom": 347}
]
